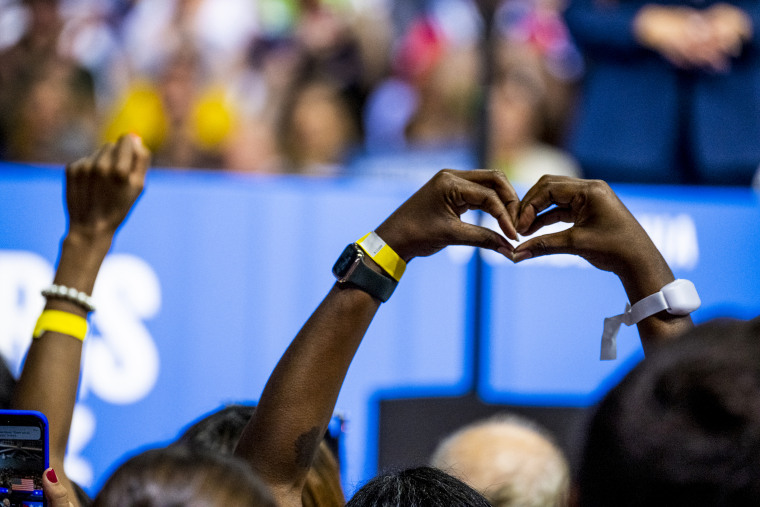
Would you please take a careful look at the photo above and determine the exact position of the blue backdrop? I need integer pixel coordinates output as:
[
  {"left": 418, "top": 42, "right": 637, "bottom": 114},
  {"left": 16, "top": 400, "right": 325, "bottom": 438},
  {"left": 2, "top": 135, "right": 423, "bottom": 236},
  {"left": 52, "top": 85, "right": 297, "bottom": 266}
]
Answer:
[{"left": 0, "top": 162, "right": 758, "bottom": 497}]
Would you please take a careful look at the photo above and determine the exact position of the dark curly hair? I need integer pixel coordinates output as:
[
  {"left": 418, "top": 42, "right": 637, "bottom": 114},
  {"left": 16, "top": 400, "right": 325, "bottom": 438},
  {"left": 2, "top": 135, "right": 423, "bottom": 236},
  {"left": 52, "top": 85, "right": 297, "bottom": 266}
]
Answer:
[
  {"left": 347, "top": 466, "right": 492, "bottom": 507},
  {"left": 579, "top": 318, "right": 760, "bottom": 507}
]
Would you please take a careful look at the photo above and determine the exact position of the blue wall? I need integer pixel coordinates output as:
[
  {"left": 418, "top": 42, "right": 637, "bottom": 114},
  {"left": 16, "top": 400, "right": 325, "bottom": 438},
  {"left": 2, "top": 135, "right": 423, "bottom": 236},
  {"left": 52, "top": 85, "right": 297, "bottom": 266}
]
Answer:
[{"left": 0, "top": 163, "right": 758, "bottom": 497}]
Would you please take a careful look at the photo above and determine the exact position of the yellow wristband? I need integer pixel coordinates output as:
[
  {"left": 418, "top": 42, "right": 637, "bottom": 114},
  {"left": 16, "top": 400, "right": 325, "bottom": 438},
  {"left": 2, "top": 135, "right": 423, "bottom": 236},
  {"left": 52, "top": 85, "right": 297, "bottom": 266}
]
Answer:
[
  {"left": 33, "top": 310, "right": 88, "bottom": 341},
  {"left": 357, "top": 232, "right": 406, "bottom": 282}
]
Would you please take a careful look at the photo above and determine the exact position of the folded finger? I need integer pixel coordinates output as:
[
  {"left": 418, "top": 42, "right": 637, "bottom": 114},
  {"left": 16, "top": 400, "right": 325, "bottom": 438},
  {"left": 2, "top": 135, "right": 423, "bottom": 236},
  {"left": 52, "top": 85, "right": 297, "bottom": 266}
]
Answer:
[
  {"left": 451, "top": 220, "right": 513, "bottom": 256},
  {"left": 130, "top": 134, "right": 151, "bottom": 178},
  {"left": 513, "top": 228, "right": 577, "bottom": 261},
  {"left": 114, "top": 135, "right": 136, "bottom": 180},
  {"left": 454, "top": 169, "right": 521, "bottom": 227},
  {"left": 517, "top": 176, "right": 586, "bottom": 234},
  {"left": 521, "top": 207, "right": 575, "bottom": 237},
  {"left": 93, "top": 142, "right": 116, "bottom": 177},
  {"left": 66, "top": 154, "right": 97, "bottom": 208},
  {"left": 454, "top": 178, "right": 517, "bottom": 240},
  {"left": 66, "top": 157, "right": 88, "bottom": 180}
]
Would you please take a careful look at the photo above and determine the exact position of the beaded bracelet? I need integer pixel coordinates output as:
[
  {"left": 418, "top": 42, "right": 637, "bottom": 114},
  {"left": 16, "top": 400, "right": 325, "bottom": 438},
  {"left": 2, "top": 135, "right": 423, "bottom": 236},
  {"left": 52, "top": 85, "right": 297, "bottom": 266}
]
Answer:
[{"left": 41, "top": 284, "right": 96, "bottom": 312}]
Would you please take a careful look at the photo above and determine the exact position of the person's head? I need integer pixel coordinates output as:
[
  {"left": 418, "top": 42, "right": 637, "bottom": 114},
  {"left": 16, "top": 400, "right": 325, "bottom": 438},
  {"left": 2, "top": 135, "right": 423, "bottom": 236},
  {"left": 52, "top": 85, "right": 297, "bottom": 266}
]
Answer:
[
  {"left": 174, "top": 403, "right": 345, "bottom": 507},
  {"left": 578, "top": 318, "right": 760, "bottom": 507},
  {"left": 490, "top": 67, "right": 547, "bottom": 150},
  {"left": 174, "top": 403, "right": 256, "bottom": 455},
  {"left": 93, "top": 446, "right": 276, "bottom": 507},
  {"left": 23, "top": 0, "right": 61, "bottom": 38},
  {"left": 279, "top": 78, "right": 358, "bottom": 173},
  {"left": 431, "top": 414, "right": 569, "bottom": 507},
  {"left": 346, "top": 466, "right": 492, "bottom": 507}
]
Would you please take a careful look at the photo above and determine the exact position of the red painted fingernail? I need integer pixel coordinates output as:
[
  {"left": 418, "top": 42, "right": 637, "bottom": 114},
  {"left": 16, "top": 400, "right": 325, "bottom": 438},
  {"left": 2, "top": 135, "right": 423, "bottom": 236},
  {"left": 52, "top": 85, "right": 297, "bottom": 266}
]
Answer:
[{"left": 46, "top": 468, "right": 58, "bottom": 483}]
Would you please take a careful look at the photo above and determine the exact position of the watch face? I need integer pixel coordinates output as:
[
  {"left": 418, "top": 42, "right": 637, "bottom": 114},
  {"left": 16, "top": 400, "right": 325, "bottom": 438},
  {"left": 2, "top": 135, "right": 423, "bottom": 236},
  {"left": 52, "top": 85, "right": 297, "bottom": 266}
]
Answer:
[{"left": 333, "top": 244, "right": 360, "bottom": 279}]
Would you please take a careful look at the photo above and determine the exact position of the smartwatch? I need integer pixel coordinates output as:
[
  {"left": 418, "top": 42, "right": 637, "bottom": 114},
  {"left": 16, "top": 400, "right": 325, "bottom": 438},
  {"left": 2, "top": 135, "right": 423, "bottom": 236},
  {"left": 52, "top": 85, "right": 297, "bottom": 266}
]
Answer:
[{"left": 333, "top": 243, "right": 398, "bottom": 302}]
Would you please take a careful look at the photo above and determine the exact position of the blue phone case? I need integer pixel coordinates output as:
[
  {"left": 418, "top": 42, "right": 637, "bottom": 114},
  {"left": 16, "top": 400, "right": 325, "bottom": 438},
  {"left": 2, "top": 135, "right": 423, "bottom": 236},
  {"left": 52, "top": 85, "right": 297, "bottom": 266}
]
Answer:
[{"left": 0, "top": 409, "right": 49, "bottom": 507}]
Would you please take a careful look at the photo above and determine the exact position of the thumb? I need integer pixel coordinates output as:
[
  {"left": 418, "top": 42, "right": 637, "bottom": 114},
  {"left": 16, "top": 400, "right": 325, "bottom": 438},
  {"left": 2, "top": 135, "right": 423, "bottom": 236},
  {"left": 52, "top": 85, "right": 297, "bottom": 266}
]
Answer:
[
  {"left": 42, "top": 468, "right": 74, "bottom": 507},
  {"left": 452, "top": 221, "right": 513, "bottom": 256},
  {"left": 513, "top": 228, "right": 576, "bottom": 262}
]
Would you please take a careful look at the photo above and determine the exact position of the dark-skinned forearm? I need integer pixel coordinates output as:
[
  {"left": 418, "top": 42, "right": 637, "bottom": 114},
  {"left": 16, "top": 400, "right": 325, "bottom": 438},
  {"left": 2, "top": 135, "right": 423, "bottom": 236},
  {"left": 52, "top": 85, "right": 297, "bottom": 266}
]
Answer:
[
  {"left": 13, "top": 230, "right": 113, "bottom": 507},
  {"left": 615, "top": 241, "right": 693, "bottom": 355},
  {"left": 236, "top": 283, "right": 380, "bottom": 507}
]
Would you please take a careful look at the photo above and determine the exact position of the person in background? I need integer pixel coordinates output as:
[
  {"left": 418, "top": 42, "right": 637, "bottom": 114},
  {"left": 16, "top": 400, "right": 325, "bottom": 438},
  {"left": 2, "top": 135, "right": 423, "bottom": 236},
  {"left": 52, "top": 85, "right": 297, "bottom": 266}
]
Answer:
[
  {"left": 278, "top": 77, "right": 360, "bottom": 176},
  {"left": 431, "top": 414, "right": 570, "bottom": 507},
  {"left": 233, "top": 169, "right": 693, "bottom": 505},
  {"left": 489, "top": 65, "right": 580, "bottom": 187},
  {"left": 0, "top": 0, "right": 97, "bottom": 163},
  {"left": 577, "top": 317, "right": 760, "bottom": 506},
  {"left": 564, "top": 0, "right": 760, "bottom": 185},
  {"left": 174, "top": 404, "right": 345, "bottom": 507},
  {"left": 13, "top": 134, "right": 150, "bottom": 507},
  {"left": 92, "top": 446, "right": 276, "bottom": 507},
  {"left": 102, "top": 45, "right": 233, "bottom": 169},
  {"left": 235, "top": 168, "right": 522, "bottom": 506},
  {"left": 42, "top": 446, "right": 277, "bottom": 507}
]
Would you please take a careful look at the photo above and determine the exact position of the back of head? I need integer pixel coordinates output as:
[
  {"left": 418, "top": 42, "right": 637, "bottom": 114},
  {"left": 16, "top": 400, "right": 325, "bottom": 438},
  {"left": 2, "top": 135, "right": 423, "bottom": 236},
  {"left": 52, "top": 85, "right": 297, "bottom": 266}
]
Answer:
[
  {"left": 174, "top": 403, "right": 256, "bottom": 455},
  {"left": 346, "top": 466, "right": 492, "bottom": 507},
  {"left": 431, "top": 414, "right": 569, "bottom": 507},
  {"left": 174, "top": 403, "right": 345, "bottom": 507},
  {"left": 579, "top": 319, "right": 760, "bottom": 507},
  {"left": 93, "top": 446, "right": 276, "bottom": 507}
]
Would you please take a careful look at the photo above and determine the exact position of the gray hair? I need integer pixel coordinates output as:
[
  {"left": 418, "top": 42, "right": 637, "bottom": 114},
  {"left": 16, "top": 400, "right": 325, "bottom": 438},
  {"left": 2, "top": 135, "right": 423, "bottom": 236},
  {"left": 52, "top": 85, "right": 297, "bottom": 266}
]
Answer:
[{"left": 430, "top": 414, "right": 570, "bottom": 507}]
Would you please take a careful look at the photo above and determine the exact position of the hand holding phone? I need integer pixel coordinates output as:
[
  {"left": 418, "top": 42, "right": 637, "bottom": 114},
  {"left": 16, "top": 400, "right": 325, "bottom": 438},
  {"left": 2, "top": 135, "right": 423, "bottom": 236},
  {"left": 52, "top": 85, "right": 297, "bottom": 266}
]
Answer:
[{"left": 0, "top": 411, "right": 49, "bottom": 507}]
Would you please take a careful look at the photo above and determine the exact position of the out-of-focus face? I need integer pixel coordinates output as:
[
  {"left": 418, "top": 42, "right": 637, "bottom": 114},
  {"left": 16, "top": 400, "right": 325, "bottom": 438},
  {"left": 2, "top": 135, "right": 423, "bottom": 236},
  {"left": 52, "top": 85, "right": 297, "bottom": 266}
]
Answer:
[
  {"left": 160, "top": 57, "right": 198, "bottom": 124},
  {"left": 25, "top": 0, "right": 60, "bottom": 33},
  {"left": 290, "top": 83, "right": 354, "bottom": 167},
  {"left": 490, "top": 79, "right": 540, "bottom": 148}
]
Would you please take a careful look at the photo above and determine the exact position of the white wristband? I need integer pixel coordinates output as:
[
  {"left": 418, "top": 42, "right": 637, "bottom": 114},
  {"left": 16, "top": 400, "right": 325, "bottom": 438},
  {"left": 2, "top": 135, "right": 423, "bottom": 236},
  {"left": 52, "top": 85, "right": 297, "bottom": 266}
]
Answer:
[{"left": 600, "top": 279, "right": 700, "bottom": 360}]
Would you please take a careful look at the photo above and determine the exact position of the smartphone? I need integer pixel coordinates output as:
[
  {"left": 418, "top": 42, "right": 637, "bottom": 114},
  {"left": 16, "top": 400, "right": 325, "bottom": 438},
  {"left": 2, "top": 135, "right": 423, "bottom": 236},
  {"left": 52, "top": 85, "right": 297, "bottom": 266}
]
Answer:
[{"left": 0, "top": 410, "right": 48, "bottom": 507}]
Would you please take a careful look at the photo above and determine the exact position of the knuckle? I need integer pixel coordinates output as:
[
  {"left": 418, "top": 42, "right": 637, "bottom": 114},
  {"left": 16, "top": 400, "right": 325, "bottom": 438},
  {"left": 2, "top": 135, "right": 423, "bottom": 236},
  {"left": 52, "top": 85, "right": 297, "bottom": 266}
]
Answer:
[
  {"left": 536, "top": 174, "right": 554, "bottom": 186},
  {"left": 479, "top": 187, "right": 500, "bottom": 206},
  {"left": 94, "top": 159, "right": 111, "bottom": 175},
  {"left": 78, "top": 159, "right": 95, "bottom": 174},
  {"left": 437, "top": 169, "right": 456, "bottom": 181},
  {"left": 433, "top": 169, "right": 458, "bottom": 188},
  {"left": 533, "top": 238, "right": 549, "bottom": 256},
  {"left": 115, "top": 161, "right": 132, "bottom": 178},
  {"left": 66, "top": 161, "right": 82, "bottom": 175},
  {"left": 587, "top": 179, "right": 611, "bottom": 197},
  {"left": 488, "top": 168, "right": 507, "bottom": 181}
]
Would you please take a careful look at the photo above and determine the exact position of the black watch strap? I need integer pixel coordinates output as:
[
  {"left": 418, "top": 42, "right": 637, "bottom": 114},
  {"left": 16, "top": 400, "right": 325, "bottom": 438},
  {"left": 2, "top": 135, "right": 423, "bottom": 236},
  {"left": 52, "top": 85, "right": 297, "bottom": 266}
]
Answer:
[{"left": 332, "top": 244, "right": 398, "bottom": 302}]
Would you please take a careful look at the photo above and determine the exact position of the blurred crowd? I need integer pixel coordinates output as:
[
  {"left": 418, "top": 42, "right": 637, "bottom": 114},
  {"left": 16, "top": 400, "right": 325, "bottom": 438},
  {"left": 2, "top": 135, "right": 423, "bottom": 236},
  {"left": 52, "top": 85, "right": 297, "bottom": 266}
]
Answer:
[{"left": 0, "top": 0, "right": 582, "bottom": 182}]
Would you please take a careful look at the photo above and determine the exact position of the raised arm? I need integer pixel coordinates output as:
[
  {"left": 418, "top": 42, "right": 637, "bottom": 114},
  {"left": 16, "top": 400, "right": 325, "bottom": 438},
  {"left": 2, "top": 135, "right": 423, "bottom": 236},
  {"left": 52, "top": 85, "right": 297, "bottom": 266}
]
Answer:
[
  {"left": 513, "top": 176, "right": 694, "bottom": 354},
  {"left": 12, "top": 134, "right": 149, "bottom": 504},
  {"left": 234, "top": 169, "right": 520, "bottom": 507}
]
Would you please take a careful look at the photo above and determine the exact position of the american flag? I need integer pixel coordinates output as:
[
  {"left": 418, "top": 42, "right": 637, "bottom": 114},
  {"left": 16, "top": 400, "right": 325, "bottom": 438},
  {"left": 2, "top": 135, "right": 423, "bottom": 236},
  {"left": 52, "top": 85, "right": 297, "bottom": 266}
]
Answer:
[{"left": 11, "top": 477, "right": 34, "bottom": 492}]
